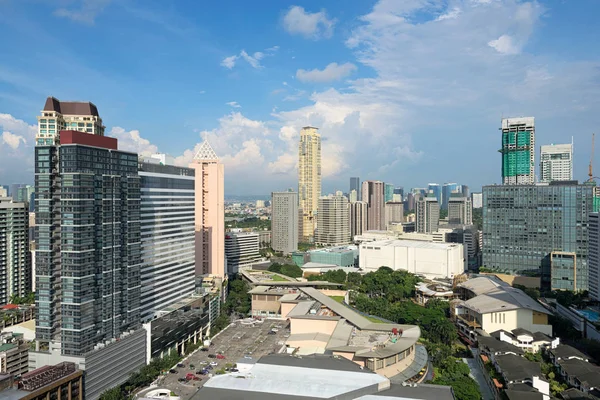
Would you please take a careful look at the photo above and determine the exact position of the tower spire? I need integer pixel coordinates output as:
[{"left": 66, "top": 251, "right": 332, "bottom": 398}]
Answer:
[{"left": 194, "top": 140, "right": 218, "bottom": 161}]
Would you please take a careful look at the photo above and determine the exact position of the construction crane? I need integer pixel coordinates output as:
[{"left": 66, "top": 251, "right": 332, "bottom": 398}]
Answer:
[{"left": 588, "top": 133, "right": 597, "bottom": 183}]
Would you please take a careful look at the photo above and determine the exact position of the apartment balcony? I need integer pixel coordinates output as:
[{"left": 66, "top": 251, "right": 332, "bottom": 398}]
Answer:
[{"left": 456, "top": 314, "right": 481, "bottom": 329}]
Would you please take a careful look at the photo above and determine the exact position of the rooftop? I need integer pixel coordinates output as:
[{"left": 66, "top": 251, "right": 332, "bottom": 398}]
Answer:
[
  {"left": 495, "top": 354, "right": 541, "bottom": 382},
  {"left": 549, "top": 344, "right": 590, "bottom": 362},
  {"left": 479, "top": 335, "right": 524, "bottom": 355},
  {"left": 362, "top": 239, "right": 460, "bottom": 251},
  {"left": 358, "top": 383, "right": 454, "bottom": 400},
  {"left": 43, "top": 96, "right": 100, "bottom": 116},
  {"left": 558, "top": 358, "right": 600, "bottom": 387}
]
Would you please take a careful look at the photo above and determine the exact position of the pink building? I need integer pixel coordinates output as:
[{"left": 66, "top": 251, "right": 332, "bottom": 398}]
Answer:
[{"left": 190, "top": 141, "right": 225, "bottom": 278}]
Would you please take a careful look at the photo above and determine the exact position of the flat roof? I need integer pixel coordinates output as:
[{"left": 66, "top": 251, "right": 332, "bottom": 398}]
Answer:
[
  {"left": 362, "top": 239, "right": 460, "bottom": 250},
  {"left": 359, "top": 383, "right": 454, "bottom": 400}
]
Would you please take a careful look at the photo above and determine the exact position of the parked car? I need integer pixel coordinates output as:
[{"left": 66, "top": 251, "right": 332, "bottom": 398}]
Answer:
[
  {"left": 231, "top": 368, "right": 239, "bottom": 372},
  {"left": 210, "top": 361, "right": 218, "bottom": 366},
  {"left": 169, "top": 369, "right": 177, "bottom": 374},
  {"left": 244, "top": 355, "right": 252, "bottom": 359},
  {"left": 178, "top": 377, "right": 187, "bottom": 382},
  {"left": 177, "top": 363, "right": 185, "bottom": 368},
  {"left": 199, "top": 369, "right": 209, "bottom": 375},
  {"left": 208, "top": 354, "right": 216, "bottom": 358},
  {"left": 216, "top": 354, "right": 225, "bottom": 359},
  {"left": 268, "top": 330, "right": 276, "bottom": 335},
  {"left": 200, "top": 347, "right": 209, "bottom": 352},
  {"left": 205, "top": 365, "right": 213, "bottom": 370}
]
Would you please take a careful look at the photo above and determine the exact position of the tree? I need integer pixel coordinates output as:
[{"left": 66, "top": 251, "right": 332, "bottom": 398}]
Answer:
[{"left": 99, "top": 387, "right": 128, "bottom": 400}]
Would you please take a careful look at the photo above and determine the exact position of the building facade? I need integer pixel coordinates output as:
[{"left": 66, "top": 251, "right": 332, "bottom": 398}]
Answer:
[
  {"left": 589, "top": 213, "right": 600, "bottom": 301},
  {"left": 315, "top": 195, "right": 350, "bottom": 246},
  {"left": 362, "top": 181, "right": 385, "bottom": 231},
  {"left": 0, "top": 332, "right": 29, "bottom": 376},
  {"left": 428, "top": 183, "right": 441, "bottom": 205},
  {"left": 189, "top": 141, "right": 225, "bottom": 278},
  {"left": 271, "top": 190, "right": 298, "bottom": 255},
  {"left": 471, "top": 192, "right": 483, "bottom": 209},
  {"left": 540, "top": 143, "right": 573, "bottom": 183},
  {"left": 349, "top": 177, "right": 360, "bottom": 201},
  {"left": 483, "top": 183, "right": 600, "bottom": 290},
  {"left": 298, "top": 127, "right": 322, "bottom": 241},
  {"left": 448, "top": 194, "right": 473, "bottom": 225},
  {"left": 349, "top": 201, "right": 367, "bottom": 240},
  {"left": 225, "top": 232, "right": 261, "bottom": 274},
  {"left": 0, "top": 198, "right": 30, "bottom": 306},
  {"left": 500, "top": 117, "right": 535, "bottom": 185},
  {"left": 441, "top": 183, "right": 459, "bottom": 210},
  {"left": 384, "top": 201, "right": 404, "bottom": 229},
  {"left": 138, "top": 156, "right": 196, "bottom": 322},
  {"left": 416, "top": 196, "right": 439, "bottom": 234},
  {"left": 384, "top": 183, "right": 394, "bottom": 203}
]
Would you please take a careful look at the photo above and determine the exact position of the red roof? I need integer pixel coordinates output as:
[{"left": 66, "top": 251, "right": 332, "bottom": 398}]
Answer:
[
  {"left": 2, "top": 304, "right": 19, "bottom": 310},
  {"left": 60, "top": 130, "right": 117, "bottom": 150}
]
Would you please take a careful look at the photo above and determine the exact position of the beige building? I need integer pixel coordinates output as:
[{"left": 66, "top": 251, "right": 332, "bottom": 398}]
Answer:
[
  {"left": 448, "top": 194, "right": 473, "bottom": 225},
  {"left": 416, "top": 195, "right": 439, "bottom": 233},
  {"left": 384, "top": 202, "right": 404, "bottom": 229},
  {"left": 190, "top": 141, "right": 225, "bottom": 278},
  {"left": 350, "top": 201, "right": 368, "bottom": 240},
  {"left": 362, "top": 181, "right": 385, "bottom": 231},
  {"left": 315, "top": 195, "right": 350, "bottom": 246},
  {"left": 271, "top": 191, "right": 298, "bottom": 255},
  {"left": 298, "top": 127, "right": 322, "bottom": 241}
]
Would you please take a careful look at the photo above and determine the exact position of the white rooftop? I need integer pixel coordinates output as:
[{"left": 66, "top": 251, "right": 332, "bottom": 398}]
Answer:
[{"left": 362, "top": 239, "right": 460, "bottom": 250}]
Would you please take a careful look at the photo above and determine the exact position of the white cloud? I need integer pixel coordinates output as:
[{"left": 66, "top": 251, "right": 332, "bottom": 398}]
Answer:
[
  {"left": 2, "top": 131, "right": 26, "bottom": 149},
  {"left": 226, "top": 101, "right": 241, "bottom": 108},
  {"left": 108, "top": 127, "right": 158, "bottom": 156},
  {"left": 436, "top": 7, "right": 461, "bottom": 21},
  {"left": 0, "top": 114, "right": 36, "bottom": 182},
  {"left": 54, "top": 0, "right": 112, "bottom": 25},
  {"left": 221, "top": 46, "right": 278, "bottom": 70},
  {"left": 239, "top": 50, "right": 263, "bottom": 69},
  {"left": 221, "top": 55, "right": 238, "bottom": 69},
  {"left": 282, "top": 6, "right": 336, "bottom": 39},
  {"left": 296, "top": 62, "right": 357, "bottom": 83},
  {"left": 488, "top": 34, "right": 520, "bottom": 54}
]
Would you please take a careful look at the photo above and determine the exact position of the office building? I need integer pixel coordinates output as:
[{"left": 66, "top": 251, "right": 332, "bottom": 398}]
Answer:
[
  {"left": 189, "top": 141, "right": 225, "bottom": 278},
  {"left": 0, "top": 332, "right": 29, "bottom": 376},
  {"left": 0, "top": 362, "right": 83, "bottom": 400},
  {"left": 540, "top": 143, "right": 573, "bottom": 183},
  {"left": 256, "top": 200, "right": 265, "bottom": 208},
  {"left": 589, "top": 213, "right": 600, "bottom": 301},
  {"left": 349, "top": 201, "right": 367, "bottom": 240},
  {"left": 362, "top": 181, "right": 385, "bottom": 231},
  {"left": 349, "top": 177, "right": 360, "bottom": 201},
  {"left": 483, "top": 182, "right": 599, "bottom": 290},
  {"left": 416, "top": 195, "right": 439, "bottom": 234},
  {"left": 471, "top": 192, "right": 483, "bottom": 209},
  {"left": 138, "top": 155, "right": 196, "bottom": 322},
  {"left": 30, "top": 98, "right": 146, "bottom": 399},
  {"left": 428, "top": 183, "right": 441, "bottom": 204},
  {"left": 0, "top": 187, "right": 7, "bottom": 197},
  {"left": 441, "top": 183, "right": 459, "bottom": 210},
  {"left": 315, "top": 195, "right": 350, "bottom": 246},
  {"left": 298, "top": 127, "right": 322, "bottom": 241},
  {"left": 385, "top": 201, "right": 404, "bottom": 229},
  {"left": 271, "top": 190, "right": 298, "bottom": 255},
  {"left": 405, "top": 192, "right": 416, "bottom": 212},
  {"left": 448, "top": 194, "right": 472, "bottom": 225},
  {"left": 359, "top": 240, "right": 464, "bottom": 279},
  {"left": 394, "top": 187, "right": 404, "bottom": 199},
  {"left": 461, "top": 185, "right": 469, "bottom": 199},
  {"left": 348, "top": 189, "right": 358, "bottom": 203},
  {"left": 500, "top": 117, "right": 535, "bottom": 185},
  {"left": 0, "top": 198, "right": 30, "bottom": 306},
  {"left": 384, "top": 183, "right": 394, "bottom": 203},
  {"left": 15, "top": 186, "right": 34, "bottom": 212},
  {"left": 225, "top": 232, "right": 261, "bottom": 274}
]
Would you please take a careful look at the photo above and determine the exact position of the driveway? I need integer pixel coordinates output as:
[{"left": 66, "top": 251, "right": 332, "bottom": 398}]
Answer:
[{"left": 463, "top": 348, "right": 494, "bottom": 400}]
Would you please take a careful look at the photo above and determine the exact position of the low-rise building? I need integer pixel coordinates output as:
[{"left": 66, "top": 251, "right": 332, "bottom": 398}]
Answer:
[
  {"left": 414, "top": 282, "right": 456, "bottom": 305},
  {"left": 359, "top": 239, "right": 464, "bottom": 279},
  {"left": 309, "top": 246, "right": 358, "bottom": 267},
  {"left": 225, "top": 232, "right": 262, "bottom": 274},
  {"left": 300, "top": 262, "right": 359, "bottom": 278},
  {"left": 489, "top": 329, "right": 552, "bottom": 353},
  {"left": 0, "top": 332, "right": 28, "bottom": 377},
  {"left": 546, "top": 342, "right": 600, "bottom": 396},
  {"left": 0, "top": 362, "right": 83, "bottom": 400}
]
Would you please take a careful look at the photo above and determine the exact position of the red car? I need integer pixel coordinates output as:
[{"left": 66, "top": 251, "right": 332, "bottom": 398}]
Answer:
[
  {"left": 185, "top": 373, "right": 200, "bottom": 381},
  {"left": 216, "top": 354, "right": 226, "bottom": 359}
]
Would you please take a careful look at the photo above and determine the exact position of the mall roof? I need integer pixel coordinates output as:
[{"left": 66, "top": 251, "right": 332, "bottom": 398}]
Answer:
[{"left": 362, "top": 239, "right": 461, "bottom": 251}]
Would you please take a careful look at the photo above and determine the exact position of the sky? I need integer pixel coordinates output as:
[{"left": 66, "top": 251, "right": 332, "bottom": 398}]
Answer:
[{"left": 1, "top": 0, "right": 600, "bottom": 196}]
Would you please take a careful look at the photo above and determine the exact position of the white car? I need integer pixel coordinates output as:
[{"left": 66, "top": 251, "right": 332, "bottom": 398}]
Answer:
[{"left": 210, "top": 361, "right": 218, "bottom": 366}]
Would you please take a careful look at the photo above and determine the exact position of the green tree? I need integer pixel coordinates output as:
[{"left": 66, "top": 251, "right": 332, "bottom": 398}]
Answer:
[
  {"left": 224, "top": 278, "right": 251, "bottom": 315},
  {"left": 280, "top": 264, "right": 303, "bottom": 278},
  {"left": 472, "top": 208, "right": 482, "bottom": 230},
  {"left": 99, "top": 387, "right": 128, "bottom": 400}
]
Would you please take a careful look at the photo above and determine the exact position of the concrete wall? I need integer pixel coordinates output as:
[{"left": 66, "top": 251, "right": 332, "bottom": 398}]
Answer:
[
  {"left": 481, "top": 309, "right": 552, "bottom": 336},
  {"left": 289, "top": 317, "right": 338, "bottom": 336},
  {"left": 318, "top": 289, "right": 347, "bottom": 297},
  {"left": 281, "top": 302, "right": 297, "bottom": 319},
  {"left": 481, "top": 273, "right": 541, "bottom": 288}
]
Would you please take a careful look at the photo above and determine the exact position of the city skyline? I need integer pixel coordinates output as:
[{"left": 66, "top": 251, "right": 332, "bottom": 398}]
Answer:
[{"left": 1, "top": 1, "right": 600, "bottom": 194}]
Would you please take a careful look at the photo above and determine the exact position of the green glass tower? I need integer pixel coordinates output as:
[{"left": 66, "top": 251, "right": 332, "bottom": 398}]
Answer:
[{"left": 499, "top": 117, "right": 535, "bottom": 185}]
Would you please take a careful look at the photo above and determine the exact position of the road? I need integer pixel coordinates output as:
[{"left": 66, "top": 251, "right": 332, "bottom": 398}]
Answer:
[
  {"left": 463, "top": 348, "right": 494, "bottom": 400},
  {"left": 142, "top": 319, "right": 290, "bottom": 400}
]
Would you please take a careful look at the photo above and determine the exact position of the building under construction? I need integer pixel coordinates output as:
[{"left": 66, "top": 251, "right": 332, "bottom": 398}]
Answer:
[{"left": 500, "top": 117, "right": 535, "bottom": 185}]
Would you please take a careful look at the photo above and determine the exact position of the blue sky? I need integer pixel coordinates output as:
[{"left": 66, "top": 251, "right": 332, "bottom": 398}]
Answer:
[{"left": 1, "top": 0, "right": 599, "bottom": 195}]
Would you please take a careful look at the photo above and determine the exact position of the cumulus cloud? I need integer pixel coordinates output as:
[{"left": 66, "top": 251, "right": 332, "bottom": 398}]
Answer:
[
  {"left": 282, "top": 6, "right": 336, "bottom": 39},
  {"left": 226, "top": 101, "right": 241, "bottom": 108},
  {"left": 488, "top": 34, "right": 520, "bottom": 54},
  {"left": 0, "top": 114, "right": 36, "bottom": 182},
  {"left": 2, "top": 132, "right": 26, "bottom": 149},
  {"left": 221, "top": 55, "right": 238, "bottom": 69},
  {"left": 54, "top": 0, "right": 112, "bottom": 25},
  {"left": 296, "top": 62, "right": 357, "bottom": 83},
  {"left": 108, "top": 127, "right": 158, "bottom": 156},
  {"left": 221, "top": 46, "right": 279, "bottom": 70}
]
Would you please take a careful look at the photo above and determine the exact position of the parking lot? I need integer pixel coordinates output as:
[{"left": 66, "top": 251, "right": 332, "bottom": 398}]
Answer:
[{"left": 149, "top": 319, "right": 290, "bottom": 400}]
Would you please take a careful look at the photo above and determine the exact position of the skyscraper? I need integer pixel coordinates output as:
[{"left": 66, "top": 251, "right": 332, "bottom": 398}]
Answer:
[
  {"left": 540, "top": 143, "right": 573, "bottom": 183},
  {"left": 428, "top": 183, "right": 441, "bottom": 205},
  {"left": 0, "top": 197, "right": 30, "bottom": 306},
  {"left": 350, "top": 177, "right": 360, "bottom": 201},
  {"left": 315, "top": 195, "right": 350, "bottom": 246},
  {"left": 271, "top": 190, "right": 299, "bottom": 255},
  {"left": 589, "top": 213, "right": 600, "bottom": 301},
  {"left": 471, "top": 192, "right": 483, "bottom": 209},
  {"left": 500, "top": 117, "right": 535, "bottom": 185},
  {"left": 349, "top": 201, "right": 367, "bottom": 240},
  {"left": 0, "top": 187, "right": 7, "bottom": 197},
  {"left": 393, "top": 187, "right": 404, "bottom": 200},
  {"left": 224, "top": 232, "right": 261, "bottom": 274},
  {"left": 483, "top": 182, "right": 599, "bottom": 290},
  {"left": 384, "top": 183, "right": 394, "bottom": 203},
  {"left": 138, "top": 155, "right": 195, "bottom": 322},
  {"left": 362, "top": 181, "right": 385, "bottom": 231},
  {"left": 298, "top": 127, "right": 322, "bottom": 241},
  {"left": 441, "top": 183, "right": 459, "bottom": 210},
  {"left": 349, "top": 189, "right": 358, "bottom": 203},
  {"left": 405, "top": 192, "right": 416, "bottom": 212},
  {"left": 460, "top": 185, "right": 470, "bottom": 199},
  {"left": 190, "top": 141, "right": 225, "bottom": 278},
  {"left": 448, "top": 193, "right": 473, "bottom": 225},
  {"left": 416, "top": 195, "right": 439, "bottom": 233},
  {"left": 384, "top": 202, "right": 404, "bottom": 229}
]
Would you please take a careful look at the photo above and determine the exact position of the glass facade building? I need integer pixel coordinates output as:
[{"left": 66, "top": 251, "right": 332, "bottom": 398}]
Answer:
[
  {"left": 138, "top": 160, "right": 195, "bottom": 322},
  {"left": 482, "top": 183, "right": 599, "bottom": 290},
  {"left": 0, "top": 198, "right": 31, "bottom": 305},
  {"left": 35, "top": 132, "right": 141, "bottom": 356}
]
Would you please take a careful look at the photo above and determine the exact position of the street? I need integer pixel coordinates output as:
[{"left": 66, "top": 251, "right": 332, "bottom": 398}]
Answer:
[{"left": 463, "top": 348, "right": 494, "bottom": 400}]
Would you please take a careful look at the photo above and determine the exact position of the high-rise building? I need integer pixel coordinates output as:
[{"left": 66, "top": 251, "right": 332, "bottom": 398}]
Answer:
[
  {"left": 461, "top": 185, "right": 470, "bottom": 199},
  {"left": 8, "top": 184, "right": 26, "bottom": 198},
  {"left": 589, "top": 213, "right": 600, "bottom": 301},
  {"left": 315, "top": 195, "right": 350, "bottom": 246},
  {"left": 428, "top": 183, "right": 441, "bottom": 205},
  {"left": 441, "top": 183, "right": 459, "bottom": 210},
  {"left": 348, "top": 189, "right": 358, "bottom": 203},
  {"left": 393, "top": 187, "right": 404, "bottom": 200},
  {"left": 416, "top": 195, "right": 439, "bottom": 234},
  {"left": 349, "top": 201, "right": 367, "bottom": 240},
  {"left": 298, "top": 127, "right": 322, "bottom": 241},
  {"left": 384, "top": 202, "right": 404, "bottom": 229},
  {"left": 190, "top": 141, "right": 225, "bottom": 278},
  {"left": 384, "top": 183, "right": 394, "bottom": 203},
  {"left": 271, "top": 190, "right": 298, "bottom": 255},
  {"left": 405, "top": 192, "right": 416, "bottom": 212},
  {"left": 483, "top": 182, "right": 599, "bottom": 290},
  {"left": 138, "top": 155, "right": 195, "bottom": 322},
  {"left": 471, "top": 192, "right": 483, "bottom": 209},
  {"left": 0, "top": 187, "right": 7, "bottom": 197},
  {"left": 362, "top": 181, "right": 385, "bottom": 231},
  {"left": 540, "top": 143, "right": 573, "bottom": 183},
  {"left": 0, "top": 197, "right": 30, "bottom": 306},
  {"left": 350, "top": 177, "right": 360, "bottom": 201},
  {"left": 15, "top": 185, "right": 34, "bottom": 212},
  {"left": 225, "top": 232, "right": 261, "bottom": 274},
  {"left": 500, "top": 117, "right": 535, "bottom": 185},
  {"left": 448, "top": 193, "right": 473, "bottom": 225}
]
